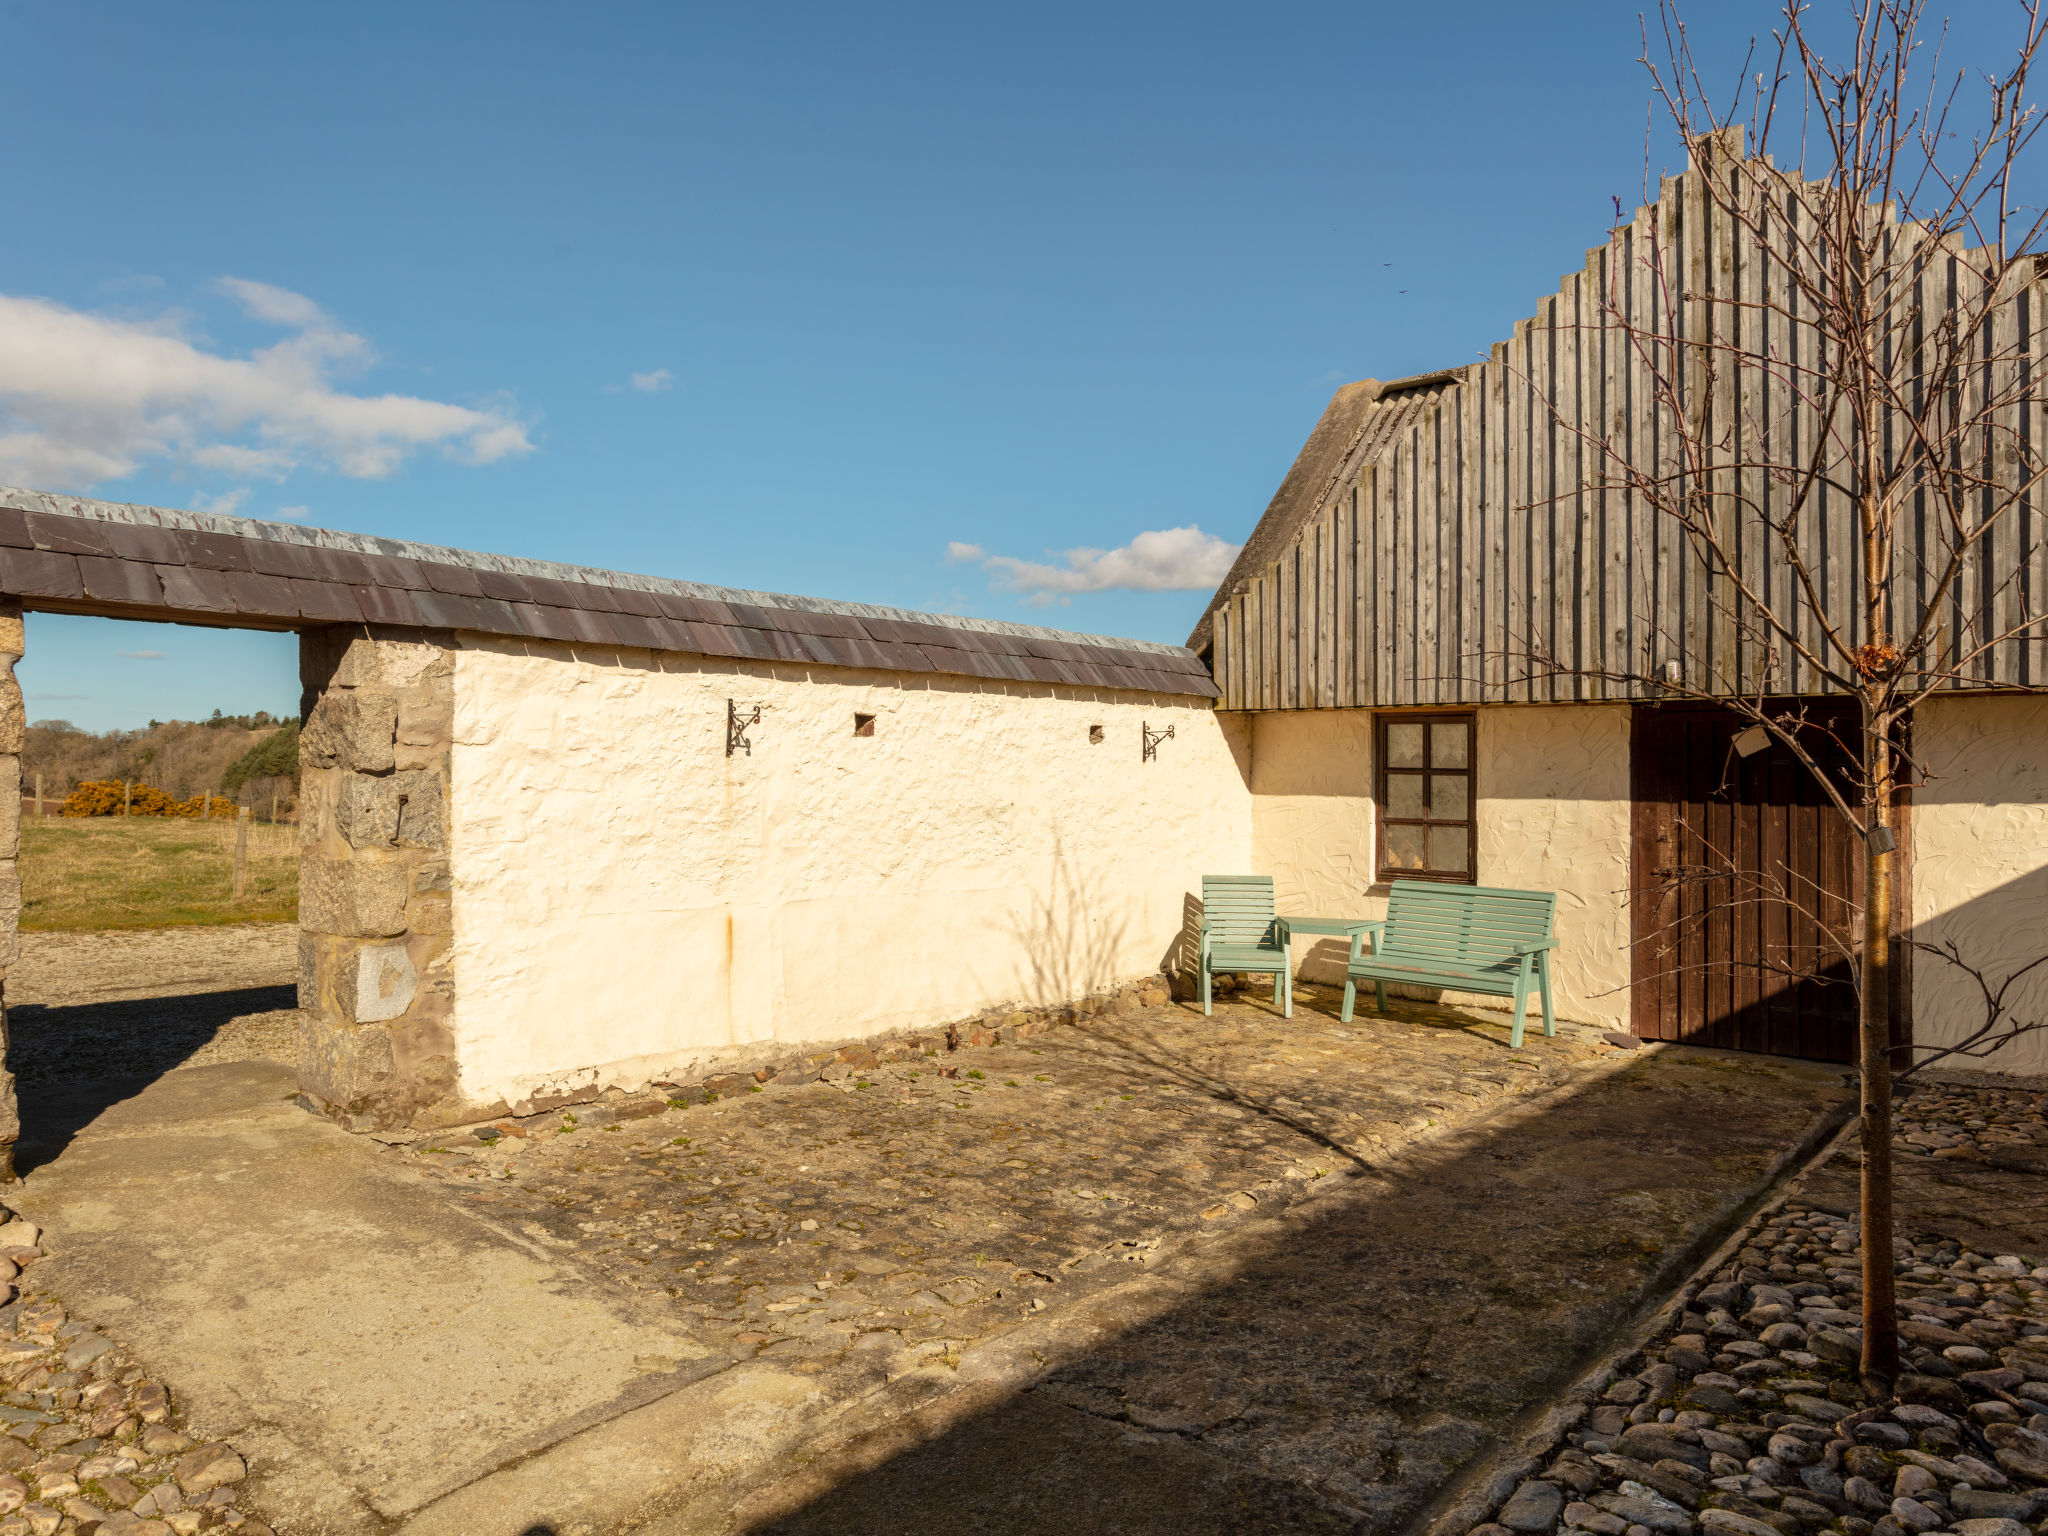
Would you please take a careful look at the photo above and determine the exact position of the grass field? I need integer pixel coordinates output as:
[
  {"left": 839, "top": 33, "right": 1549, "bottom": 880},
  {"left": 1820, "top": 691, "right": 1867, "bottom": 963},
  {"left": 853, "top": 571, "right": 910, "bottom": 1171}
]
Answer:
[{"left": 20, "top": 817, "right": 298, "bottom": 931}]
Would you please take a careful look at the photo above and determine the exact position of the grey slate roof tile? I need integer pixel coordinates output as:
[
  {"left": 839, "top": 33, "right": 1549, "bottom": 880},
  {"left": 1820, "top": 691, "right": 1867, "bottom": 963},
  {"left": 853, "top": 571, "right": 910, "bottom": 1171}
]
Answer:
[
  {"left": 224, "top": 570, "right": 299, "bottom": 617},
  {"left": 0, "top": 498, "right": 1216, "bottom": 699},
  {"left": 352, "top": 584, "right": 424, "bottom": 626},
  {"left": 177, "top": 530, "right": 255, "bottom": 572},
  {"left": 474, "top": 569, "right": 536, "bottom": 604},
  {"left": 77, "top": 557, "right": 164, "bottom": 608},
  {"left": 603, "top": 611, "right": 669, "bottom": 650},
  {"left": 154, "top": 565, "right": 236, "bottom": 612},
  {"left": 101, "top": 523, "right": 185, "bottom": 564},
  {"left": 291, "top": 579, "right": 366, "bottom": 624},
  {"left": 602, "top": 585, "right": 665, "bottom": 619},
  {"left": 246, "top": 538, "right": 323, "bottom": 580},
  {"left": 26, "top": 513, "right": 115, "bottom": 556},
  {"left": 421, "top": 561, "right": 488, "bottom": 597}
]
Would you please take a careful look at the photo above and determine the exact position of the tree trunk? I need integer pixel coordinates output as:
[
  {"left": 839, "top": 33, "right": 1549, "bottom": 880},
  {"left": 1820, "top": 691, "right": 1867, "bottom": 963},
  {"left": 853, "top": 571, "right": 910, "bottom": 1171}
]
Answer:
[{"left": 1860, "top": 718, "right": 1900, "bottom": 1395}]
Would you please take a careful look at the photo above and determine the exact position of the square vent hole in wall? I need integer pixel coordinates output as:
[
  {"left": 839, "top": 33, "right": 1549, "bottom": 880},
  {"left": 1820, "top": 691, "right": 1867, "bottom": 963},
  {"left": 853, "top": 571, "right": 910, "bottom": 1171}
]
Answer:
[
  {"left": 1088, "top": 725, "right": 1104, "bottom": 744},
  {"left": 854, "top": 713, "right": 876, "bottom": 737}
]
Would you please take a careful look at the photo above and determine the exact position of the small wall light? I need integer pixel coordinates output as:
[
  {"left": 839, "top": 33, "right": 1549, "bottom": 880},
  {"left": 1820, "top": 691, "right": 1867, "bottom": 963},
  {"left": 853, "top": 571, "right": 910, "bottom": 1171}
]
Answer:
[
  {"left": 1088, "top": 724, "right": 1104, "bottom": 745},
  {"left": 854, "top": 713, "right": 876, "bottom": 737}
]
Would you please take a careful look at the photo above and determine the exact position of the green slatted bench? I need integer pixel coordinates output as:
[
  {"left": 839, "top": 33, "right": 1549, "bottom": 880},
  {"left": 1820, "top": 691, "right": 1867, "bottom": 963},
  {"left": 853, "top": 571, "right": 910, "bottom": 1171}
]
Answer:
[
  {"left": 1199, "top": 874, "right": 1292, "bottom": 1018},
  {"left": 1341, "top": 881, "right": 1558, "bottom": 1047}
]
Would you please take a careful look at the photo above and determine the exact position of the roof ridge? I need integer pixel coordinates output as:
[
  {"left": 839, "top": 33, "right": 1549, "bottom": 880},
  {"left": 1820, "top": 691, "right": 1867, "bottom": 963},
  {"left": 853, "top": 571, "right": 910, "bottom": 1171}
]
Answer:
[{"left": 0, "top": 485, "right": 1193, "bottom": 659}]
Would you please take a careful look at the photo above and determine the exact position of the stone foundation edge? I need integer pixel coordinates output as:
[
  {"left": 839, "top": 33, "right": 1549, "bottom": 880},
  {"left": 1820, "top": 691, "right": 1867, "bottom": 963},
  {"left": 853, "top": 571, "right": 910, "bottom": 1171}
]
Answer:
[{"left": 296, "top": 971, "right": 1175, "bottom": 1135}]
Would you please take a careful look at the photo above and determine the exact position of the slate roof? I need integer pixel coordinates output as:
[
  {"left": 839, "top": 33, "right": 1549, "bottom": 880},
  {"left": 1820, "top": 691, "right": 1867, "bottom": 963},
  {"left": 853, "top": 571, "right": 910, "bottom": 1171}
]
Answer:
[
  {"left": 1184, "top": 369, "right": 1468, "bottom": 657},
  {"left": 0, "top": 487, "right": 1218, "bottom": 699}
]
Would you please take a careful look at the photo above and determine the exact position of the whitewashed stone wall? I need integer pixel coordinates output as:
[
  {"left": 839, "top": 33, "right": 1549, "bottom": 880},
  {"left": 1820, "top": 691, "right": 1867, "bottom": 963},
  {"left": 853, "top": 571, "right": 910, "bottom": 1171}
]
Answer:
[
  {"left": 439, "top": 637, "right": 1252, "bottom": 1120},
  {"left": 1911, "top": 693, "right": 2048, "bottom": 1076}
]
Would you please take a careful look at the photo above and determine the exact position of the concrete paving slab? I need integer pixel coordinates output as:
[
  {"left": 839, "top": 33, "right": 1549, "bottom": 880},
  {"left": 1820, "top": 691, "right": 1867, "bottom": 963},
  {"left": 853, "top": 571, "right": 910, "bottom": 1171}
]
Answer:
[{"left": 11, "top": 1061, "right": 726, "bottom": 1532}]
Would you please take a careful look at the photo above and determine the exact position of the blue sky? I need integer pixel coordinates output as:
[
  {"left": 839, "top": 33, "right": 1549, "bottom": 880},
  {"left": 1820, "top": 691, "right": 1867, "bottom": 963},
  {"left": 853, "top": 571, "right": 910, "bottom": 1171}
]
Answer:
[{"left": 1, "top": 0, "right": 2020, "bottom": 728}]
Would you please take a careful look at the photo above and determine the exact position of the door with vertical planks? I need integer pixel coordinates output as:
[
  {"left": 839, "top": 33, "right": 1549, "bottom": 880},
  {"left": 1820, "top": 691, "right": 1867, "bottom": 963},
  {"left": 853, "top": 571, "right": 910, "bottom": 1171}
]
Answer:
[{"left": 1629, "top": 702, "right": 1898, "bottom": 1062}]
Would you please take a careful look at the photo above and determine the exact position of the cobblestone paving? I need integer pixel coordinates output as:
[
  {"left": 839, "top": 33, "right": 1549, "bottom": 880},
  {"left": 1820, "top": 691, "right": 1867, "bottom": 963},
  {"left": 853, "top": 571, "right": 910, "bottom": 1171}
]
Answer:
[
  {"left": 1469, "top": 1079, "right": 2048, "bottom": 1536},
  {"left": 402, "top": 986, "right": 1613, "bottom": 1367},
  {"left": 5, "top": 926, "right": 297, "bottom": 1085}
]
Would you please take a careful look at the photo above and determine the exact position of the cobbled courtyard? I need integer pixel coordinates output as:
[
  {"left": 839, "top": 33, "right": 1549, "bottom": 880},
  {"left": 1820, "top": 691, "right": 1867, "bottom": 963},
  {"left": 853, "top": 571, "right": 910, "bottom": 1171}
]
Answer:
[{"left": 1, "top": 925, "right": 1935, "bottom": 1536}]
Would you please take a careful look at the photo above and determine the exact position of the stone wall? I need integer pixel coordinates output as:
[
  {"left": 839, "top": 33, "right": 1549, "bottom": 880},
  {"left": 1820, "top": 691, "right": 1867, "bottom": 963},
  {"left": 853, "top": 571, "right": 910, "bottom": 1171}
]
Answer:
[
  {"left": 294, "top": 624, "right": 463, "bottom": 1131},
  {"left": 1911, "top": 691, "right": 2048, "bottom": 1076},
  {"left": 1238, "top": 702, "right": 1632, "bottom": 1028},
  {"left": 444, "top": 636, "right": 1252, "bottom": 1116},
  {"left": 0, "top": 599, "right": 20, "bottom": 1177}
]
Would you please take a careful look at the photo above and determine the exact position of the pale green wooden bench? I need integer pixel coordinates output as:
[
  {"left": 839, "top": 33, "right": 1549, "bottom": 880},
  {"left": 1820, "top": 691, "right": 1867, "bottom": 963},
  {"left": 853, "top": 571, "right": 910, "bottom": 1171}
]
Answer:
[
  {"left": 1341, "top": 881, "right": 1558, "bottom": 1047},
  {"left": 1199, "top": 874, "right": 1292, "bottom": 1017}
]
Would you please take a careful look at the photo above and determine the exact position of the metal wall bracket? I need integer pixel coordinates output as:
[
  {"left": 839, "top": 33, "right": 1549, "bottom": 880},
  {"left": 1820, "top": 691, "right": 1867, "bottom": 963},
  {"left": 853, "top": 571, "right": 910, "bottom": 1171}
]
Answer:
[
  {"left": 727, "top": 699, "right": 762, "bottom": 757},
  {"left": 1142, "top": 721, "right": 1175, "bottom": 762}
]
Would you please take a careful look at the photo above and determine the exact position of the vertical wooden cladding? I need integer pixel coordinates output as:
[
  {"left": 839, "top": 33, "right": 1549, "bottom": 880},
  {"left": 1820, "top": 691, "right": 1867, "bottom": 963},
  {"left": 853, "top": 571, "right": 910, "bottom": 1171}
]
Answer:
[{"left": 1212, "top": 150, "right": 2048, "bottom": 709}]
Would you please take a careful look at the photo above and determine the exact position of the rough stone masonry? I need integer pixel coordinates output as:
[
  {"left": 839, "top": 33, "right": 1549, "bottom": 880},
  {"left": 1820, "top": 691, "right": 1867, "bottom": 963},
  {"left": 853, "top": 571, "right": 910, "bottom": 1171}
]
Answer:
[{"left": 293, "top": 624, "right": 459, "bottom": 1131}]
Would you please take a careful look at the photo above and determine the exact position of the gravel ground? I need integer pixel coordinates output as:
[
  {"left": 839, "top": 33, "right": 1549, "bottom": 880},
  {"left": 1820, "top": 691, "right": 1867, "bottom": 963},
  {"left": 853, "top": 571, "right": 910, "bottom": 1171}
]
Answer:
[
  {"left": 4, "top": 926, "right": 298, "bottom": 1086},
  {"left": 1470, "top": 1081, "right": 2048, "bottom": 1536}
]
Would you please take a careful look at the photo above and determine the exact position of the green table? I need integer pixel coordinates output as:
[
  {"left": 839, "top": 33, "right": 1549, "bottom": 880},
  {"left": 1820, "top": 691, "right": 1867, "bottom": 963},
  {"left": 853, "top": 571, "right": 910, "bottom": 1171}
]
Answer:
[{"left": 1281, "top": 916, "right": 1378, "bottom": 964}]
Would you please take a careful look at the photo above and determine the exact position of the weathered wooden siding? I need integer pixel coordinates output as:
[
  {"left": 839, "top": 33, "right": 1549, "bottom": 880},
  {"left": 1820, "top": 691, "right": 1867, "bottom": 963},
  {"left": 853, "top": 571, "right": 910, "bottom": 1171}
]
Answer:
[{"left": 1212, "top": 153, "right": 2048, "bottom": 710}]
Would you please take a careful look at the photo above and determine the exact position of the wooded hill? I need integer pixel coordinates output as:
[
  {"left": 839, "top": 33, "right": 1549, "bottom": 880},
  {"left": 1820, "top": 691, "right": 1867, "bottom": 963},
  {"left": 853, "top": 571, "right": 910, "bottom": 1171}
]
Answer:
[{"left": 23, "top": 713, "right": 300, "bottom": 811}]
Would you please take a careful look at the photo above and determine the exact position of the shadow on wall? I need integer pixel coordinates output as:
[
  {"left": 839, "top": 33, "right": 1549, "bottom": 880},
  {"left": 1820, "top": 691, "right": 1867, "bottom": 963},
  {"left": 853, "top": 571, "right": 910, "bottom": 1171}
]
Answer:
[
  {"left": 1909, "top": 859, "right": 2048, "bottom": 1076},
  {"left": 717, "top": 1042, "right": 1851, "bottom": 1536},
  {"left": 1003, "top": 836, "right": 1132, "bottom": 1011}
]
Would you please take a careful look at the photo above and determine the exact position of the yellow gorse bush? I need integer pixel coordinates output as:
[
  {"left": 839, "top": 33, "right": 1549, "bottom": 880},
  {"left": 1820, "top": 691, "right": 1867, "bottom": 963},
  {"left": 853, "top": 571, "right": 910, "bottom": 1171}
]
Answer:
[{"left": 61, "top": 780, "right": 238, "bottom": 819}]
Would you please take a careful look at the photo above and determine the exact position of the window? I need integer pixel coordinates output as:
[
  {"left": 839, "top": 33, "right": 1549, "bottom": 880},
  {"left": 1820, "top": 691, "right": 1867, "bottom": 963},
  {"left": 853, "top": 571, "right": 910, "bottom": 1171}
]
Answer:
[
  {"left": 1376, "top": 713, "right": 1475, "bottom": 883},
  {"left": 853, "top": 713, "right": 876, "bottom": 737}
]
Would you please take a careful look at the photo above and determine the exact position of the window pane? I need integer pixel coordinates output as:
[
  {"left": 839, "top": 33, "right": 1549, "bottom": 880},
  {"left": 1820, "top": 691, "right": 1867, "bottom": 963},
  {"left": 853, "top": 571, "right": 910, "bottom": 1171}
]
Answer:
[
  {"left": 1430, "top": 825, "right": 1470, "bottom": 874},
  {"left": 1429, "top": 774, "right": 1468, "bottom": 820},
  {"left": 1386, "top": 823, "right": 1427, "bottom": 869},
  {"left": 1385, "top": 722, "right": 1424, "bottom": 768},
  {"left": 1386, "top": 772, "right": 1425, "bottom": 819},
  {"left": 1431, "top": 721, "right": 1470, "bottom": 769}
]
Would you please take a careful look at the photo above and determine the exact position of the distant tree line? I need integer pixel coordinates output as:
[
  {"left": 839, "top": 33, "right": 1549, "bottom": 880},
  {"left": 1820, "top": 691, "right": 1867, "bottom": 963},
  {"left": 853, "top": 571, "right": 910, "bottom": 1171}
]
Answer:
[{"left": 24, "top": 713, "right": 299, "bottom": 819}]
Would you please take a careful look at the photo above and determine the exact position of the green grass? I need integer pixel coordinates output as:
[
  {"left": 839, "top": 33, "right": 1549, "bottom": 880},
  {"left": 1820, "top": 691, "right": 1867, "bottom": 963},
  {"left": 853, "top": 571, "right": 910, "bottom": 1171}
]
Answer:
[{"left": 20, "top": 816, "right": 298, "bottom": 930}]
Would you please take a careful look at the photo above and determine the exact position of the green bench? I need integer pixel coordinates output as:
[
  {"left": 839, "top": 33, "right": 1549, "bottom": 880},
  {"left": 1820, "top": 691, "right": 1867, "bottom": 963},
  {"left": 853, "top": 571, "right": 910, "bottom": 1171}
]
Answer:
[
  {"left": 1198, "top": 874, "right": 1292, "bottom": 1017},
  {"left": 1341, "top": 881, "right": 1558, "bottom": 1047}
]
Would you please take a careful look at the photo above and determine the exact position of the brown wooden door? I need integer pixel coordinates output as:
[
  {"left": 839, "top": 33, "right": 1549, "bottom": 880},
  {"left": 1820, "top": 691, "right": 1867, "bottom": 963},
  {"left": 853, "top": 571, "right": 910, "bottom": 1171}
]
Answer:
[{"left": 1629, "top": 701, "right": 1895, "bottom": 1062}]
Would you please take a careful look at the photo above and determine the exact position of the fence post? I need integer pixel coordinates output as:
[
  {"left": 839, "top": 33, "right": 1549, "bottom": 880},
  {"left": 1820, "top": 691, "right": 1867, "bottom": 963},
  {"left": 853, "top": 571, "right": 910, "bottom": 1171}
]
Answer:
[
  {"left": 233, "top": 805, "right": 249, "bottom": 899},
  {"left": 33, "top": 774, "right": 40, "bottom": 819},
  {"left": 122, "top": 780, "right": 131, "bottom": 817}
]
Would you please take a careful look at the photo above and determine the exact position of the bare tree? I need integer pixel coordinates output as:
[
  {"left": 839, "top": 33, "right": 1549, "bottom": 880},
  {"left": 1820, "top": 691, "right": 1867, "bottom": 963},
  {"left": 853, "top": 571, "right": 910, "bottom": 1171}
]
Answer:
[{"left": 1542, "top": 0, "right": 2048, "bottom": 1393}]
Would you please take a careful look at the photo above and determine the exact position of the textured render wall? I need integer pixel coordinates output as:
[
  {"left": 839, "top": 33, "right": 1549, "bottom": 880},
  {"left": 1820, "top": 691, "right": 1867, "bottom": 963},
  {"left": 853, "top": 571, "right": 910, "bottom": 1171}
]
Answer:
[
  {"left": 0, "top": 600, "right": 20, "bottom": 1176},
  {"left": 1912, "top": 693, "right": 2048, "bottom": 1076},
  {"left": 1474, "top": 706, "right": 1632, "bottom": 1028},
  {"left": 295, "top": 626, "right": 461, "bottom": 1129},
  {"left": 445, "top": 640, "right": 1252, "bottom": 1113},
  {"left": 1245, "top": 710, "right": 1375, "bottom": 984},
  {"left": 1242, "top": 704, "right": 1631, "bottom": 1025}
]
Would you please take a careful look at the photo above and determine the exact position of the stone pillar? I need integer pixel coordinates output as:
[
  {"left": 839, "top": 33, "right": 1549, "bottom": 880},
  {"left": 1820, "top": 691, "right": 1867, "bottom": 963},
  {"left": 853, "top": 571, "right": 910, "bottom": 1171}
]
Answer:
[
  {"left": 295, "top": 625, "right": 464, "bottom": 1131},
  {"left": 0, "top": 599, "right": 20, "bottom": 1180}
]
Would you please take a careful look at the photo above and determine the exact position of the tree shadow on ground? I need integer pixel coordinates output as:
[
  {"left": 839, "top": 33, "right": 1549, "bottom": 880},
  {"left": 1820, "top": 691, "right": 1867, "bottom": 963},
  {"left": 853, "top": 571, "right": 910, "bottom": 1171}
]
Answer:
[
  {"left": 9, "top": 985, "right": 296, "bottom": 1173},
  {"left": 724, "top": 1044, "right": 1856, "bottom": 1536}
]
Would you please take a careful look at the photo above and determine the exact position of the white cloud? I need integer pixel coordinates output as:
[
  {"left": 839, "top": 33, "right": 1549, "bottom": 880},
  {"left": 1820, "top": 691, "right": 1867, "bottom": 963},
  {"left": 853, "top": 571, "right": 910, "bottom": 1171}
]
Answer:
[
  {"left": 190, "top": 488, "right": 249, "bottom": 516},
  {"left": 118, "top": 649, "right": 165, "bottom": 660},
  {"left": 275, "top": 505, "right": 313, "bottom": 522},
  {"left": 964, "top": 526, "right": 1242, "bottom": 606},
  {"left": 630, "top": 368, "right": 674, "bottom": 393},
  {"left": 0, "top": 279, "right": 533, "bottom": 492}
]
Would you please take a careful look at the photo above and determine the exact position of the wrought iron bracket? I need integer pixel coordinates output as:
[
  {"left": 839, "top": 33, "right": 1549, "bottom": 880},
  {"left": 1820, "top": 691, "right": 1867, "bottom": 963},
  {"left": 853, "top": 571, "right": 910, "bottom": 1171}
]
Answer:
[
  {"left": 727, "top": 699, "right": 762, "bottom": 757},
  {"left": 1142, "top": 721, "right": 1175, "bottom": 762}
]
